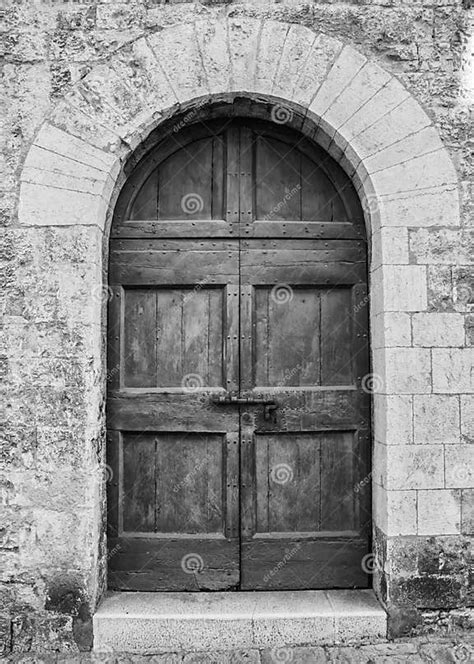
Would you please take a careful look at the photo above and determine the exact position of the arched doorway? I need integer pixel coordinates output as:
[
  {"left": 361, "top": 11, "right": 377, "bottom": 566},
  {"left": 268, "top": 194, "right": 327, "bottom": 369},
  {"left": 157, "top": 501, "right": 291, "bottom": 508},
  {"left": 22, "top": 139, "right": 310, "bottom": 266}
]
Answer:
[{"left": 107, "top": 116, "right": 370, "bottom": 592}]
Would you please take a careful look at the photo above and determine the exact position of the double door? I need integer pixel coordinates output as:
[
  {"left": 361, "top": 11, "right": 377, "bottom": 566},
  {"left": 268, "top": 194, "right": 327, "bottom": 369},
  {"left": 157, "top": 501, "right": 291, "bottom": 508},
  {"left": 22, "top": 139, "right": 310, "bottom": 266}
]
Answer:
[{"left": 107, "top": 120, "right": 370, "bottom": 591}]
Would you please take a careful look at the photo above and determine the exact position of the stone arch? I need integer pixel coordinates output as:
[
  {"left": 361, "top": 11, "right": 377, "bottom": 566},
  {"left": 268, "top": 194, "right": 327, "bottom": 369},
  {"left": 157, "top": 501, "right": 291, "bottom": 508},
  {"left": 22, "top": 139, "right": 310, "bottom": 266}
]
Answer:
[{"left": 16, "top": 12, "right": 461, "bottom": 620}]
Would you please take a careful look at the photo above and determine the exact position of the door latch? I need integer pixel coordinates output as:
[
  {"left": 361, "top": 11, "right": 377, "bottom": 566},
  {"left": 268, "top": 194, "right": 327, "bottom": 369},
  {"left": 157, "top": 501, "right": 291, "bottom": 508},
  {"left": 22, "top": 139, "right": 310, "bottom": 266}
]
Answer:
[{"left": 212, "top": 394, "right": 278, "bottom": 421}]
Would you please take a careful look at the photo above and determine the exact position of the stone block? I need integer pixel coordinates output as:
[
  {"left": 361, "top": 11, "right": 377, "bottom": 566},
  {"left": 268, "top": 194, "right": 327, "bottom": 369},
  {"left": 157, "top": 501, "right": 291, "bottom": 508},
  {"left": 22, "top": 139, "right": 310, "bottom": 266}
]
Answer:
[
  {"left": 293, "top": 33, "right": 342, "bottom": 107},
  {"left": 372, "top": 228, "right": 409, "bottom": 269},
  {"left": 74, "top": 65, "right": 145, "bottom": 133},
  {"left": 21, "top": 165, "right": 107, "bottom": 197},
  {"left": 410, "top": 228, "right": 474, "bottom": 265},
  {"left": 382, "top": 444, "right": 444, "bottom": 490},
  {"left": 11, "top": 613, "right": 78, "bottom": 653},
  {"left": 413, "top": 395, "right": 460, "bottom": 445},
  {"left": 147, "top": 23, "right": 208, "bottom": 104},
  {"left": 378, "top": 185, "right": 461, "bottom": 228},
  {"left": 372, "top": 312, "right": 411, "bottom": 349},
  {"left": 309, "top": 45, "right": 367, "bottom": 119},
  {"left": 255, "top": 20, "right": 288, "bottom": 96},
  {"left": 364, "top": 126, "right": 444, "bottom": 174},
  {"left": 412, "top": 313, "right": 465, "bottom": 347},
  {"left": 34, "top": 124, "right": 116, "bottom": 172},
  {"left": 460, "top": 396, "right": 474, "bottom": 442},
  {"left": 352, "top": 96, "right": 431, "bottom": 159},
  {"left": 112, "top": 37, "right": 178, "bottom": 117},
  {"left": 196, "top": 18, "right": 231, "bottom": 96},
  {"left": 374, "top": 486, "right": 417, "bottom": 536},
  {"left": 18, "top": 182, "right": 108, "bottom": 228},
  {"left": 390, "top": 574, "right": 465, "bottom": 610},
  {"left": 427, "top": 265, "right": 454, "bottom": 312},
  {"left": 273, "top": 24, "right": 316, "bottom": 102},
  {"left": 387, "top": 491, "right": 418, "bottom": 536},
  {"left": 445, "top": 445, "right": 474, "bottom": 489},
  {"left": 373, "top": 394, "right": 413, "bottom": 445},
  {"left": 432, "top": 349, "right": 474, "bottom": 393},
  {"left": 452, "top": 266, "right": 474, "bottom": 313},
  {"left": 368, "top": 149, "right": 457, "bottom": 198},
  {"left": 228, "top": 18, "right": 261, "bottom": 92},
  {"left": 326, "top": 62, "right": 391, "bottom": 131},
  {"left": 341, "top": 77, "right": 410, "bottom": 145},
  {"left": 417, "top": 489, "right": 462, "bottom": 535},
  {"left": 49, "top": 101, "right": 121, "bottom": 153},
  {"left": 417, "top": 535, "right": 469, "bottom": 577},
  {"left": 382, "top": 265, "right": 427, "bottom": 312},
  {"left": 384, "top": 348, "right": 431, "bottom": 394}
]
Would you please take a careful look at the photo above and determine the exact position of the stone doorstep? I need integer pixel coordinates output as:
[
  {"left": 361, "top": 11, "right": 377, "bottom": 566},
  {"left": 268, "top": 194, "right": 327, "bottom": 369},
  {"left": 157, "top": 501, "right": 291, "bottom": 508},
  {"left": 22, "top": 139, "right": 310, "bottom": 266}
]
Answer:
[{"left": 93, "top": 589, "right": 387, "bottom": 654}]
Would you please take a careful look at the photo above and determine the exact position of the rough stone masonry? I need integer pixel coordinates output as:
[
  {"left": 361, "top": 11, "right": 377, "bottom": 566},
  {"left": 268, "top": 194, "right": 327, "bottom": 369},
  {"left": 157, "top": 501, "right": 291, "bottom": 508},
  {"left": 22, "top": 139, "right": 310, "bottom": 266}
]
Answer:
[{"left": 0, "top": 0, "right": 473, "bottom": 657}]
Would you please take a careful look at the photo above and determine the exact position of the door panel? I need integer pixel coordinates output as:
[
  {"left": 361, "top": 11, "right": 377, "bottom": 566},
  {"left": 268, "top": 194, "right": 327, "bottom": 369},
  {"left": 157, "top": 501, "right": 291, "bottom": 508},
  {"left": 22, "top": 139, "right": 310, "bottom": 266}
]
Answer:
[
  {"left": 107, "top": 241, "right": 240, "bottom": 590},
  {"left": 239, "top": 239, "right": 369, "bottom": 589},
  {"left": 108, "top": 119, "right": 371, "bottom": 592}
]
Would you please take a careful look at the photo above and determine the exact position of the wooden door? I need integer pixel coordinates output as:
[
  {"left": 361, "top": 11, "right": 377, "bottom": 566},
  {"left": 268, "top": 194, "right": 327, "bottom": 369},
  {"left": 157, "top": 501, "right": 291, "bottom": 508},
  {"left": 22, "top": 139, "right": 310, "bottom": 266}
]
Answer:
[{"left": 107, "top": 117, "right": 370, "bottom": 591}]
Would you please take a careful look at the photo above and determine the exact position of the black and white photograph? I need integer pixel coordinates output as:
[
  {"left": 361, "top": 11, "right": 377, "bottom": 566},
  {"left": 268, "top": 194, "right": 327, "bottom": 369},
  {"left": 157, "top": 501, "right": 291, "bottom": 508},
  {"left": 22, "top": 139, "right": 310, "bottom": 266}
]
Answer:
[{"left": 1, "top": 0, "right": 473, "bottom": 661}]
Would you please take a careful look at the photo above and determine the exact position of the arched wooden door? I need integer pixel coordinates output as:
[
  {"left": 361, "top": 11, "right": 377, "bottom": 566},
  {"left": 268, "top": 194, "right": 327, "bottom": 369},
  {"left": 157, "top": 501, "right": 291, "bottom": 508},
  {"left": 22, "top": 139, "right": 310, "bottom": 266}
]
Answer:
[{"left": 107, "top": 118, "right": 370, "bottom": 591}]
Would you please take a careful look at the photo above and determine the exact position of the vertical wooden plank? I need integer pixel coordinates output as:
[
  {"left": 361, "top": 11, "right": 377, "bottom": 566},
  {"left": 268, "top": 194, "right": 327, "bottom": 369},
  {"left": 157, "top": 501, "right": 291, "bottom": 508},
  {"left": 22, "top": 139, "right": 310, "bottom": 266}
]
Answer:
[
  {"left": 239, "top": 127, "right": 253, "bottom": 229},
  {"left": 226, "top": 127, "right": 240, "bottom": 226},
  {"left": 106, "top": 430, "right": 120, "bottom": 539},
  {"left": 254, "top": 287, "right": 269, "bottom": 387},
  {"left": 255, "top": 436, "right": 269, "bottom": 533},
  {"left": 352, "top": 281, "right": 370, "bottom": 392},
  {"left": 212, "top": 135, "right": 225, "bottom": 220},
  {"left": 208, "top": 289, "right": 224, "bottom": 387},
  {"left": 320, "top": 431, "right": 356, "bottom": 531},
  {"left": 183, "top": 290, "right": 212, "bottom": 388},
  {"left": 123, "top": 289, "right": 157, "bottom": 388},
  {"left": 122, "top": 433, "right": 156, "bottom": 532},
  {"left": 156, "top": 290, "right": 183, "bottom": 388},
  {"left": 225, "top": 432, "right": 240, "bottom": 540},
  {"left": 225, "top": 285, "right": 239, "bottom": 393},
  {"left": 240, "top": 427, "right": 257, "bottom": 540},
  {"left": 240, "top": 284, "right": 253, "bottom": 390},
  {"left": 107, "top": 284, "right": 122, "bottom": 391},
  {"left": 321, "top": 288, "right": 352, "bottom": 385}
]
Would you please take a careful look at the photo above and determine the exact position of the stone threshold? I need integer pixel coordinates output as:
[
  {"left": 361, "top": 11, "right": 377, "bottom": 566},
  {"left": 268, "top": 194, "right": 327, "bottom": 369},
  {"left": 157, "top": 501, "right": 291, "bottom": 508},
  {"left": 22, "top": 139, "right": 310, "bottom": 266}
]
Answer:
[{"left": 93, "top": 589, "right": 387, "bottom": 654}]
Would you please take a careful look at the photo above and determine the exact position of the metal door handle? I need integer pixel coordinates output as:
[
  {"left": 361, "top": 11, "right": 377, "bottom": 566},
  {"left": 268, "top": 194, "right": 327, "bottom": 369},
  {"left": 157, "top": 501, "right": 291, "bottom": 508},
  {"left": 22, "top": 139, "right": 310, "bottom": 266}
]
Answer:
[{"left": 211, "top": 395, "right": 278, "bottom": 421}]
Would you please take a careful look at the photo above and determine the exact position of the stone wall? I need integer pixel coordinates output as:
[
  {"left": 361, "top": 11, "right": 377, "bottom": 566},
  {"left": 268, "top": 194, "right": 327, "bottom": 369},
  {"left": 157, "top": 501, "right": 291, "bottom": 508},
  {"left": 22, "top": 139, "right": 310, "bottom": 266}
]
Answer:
[{"left": 1, "top": 0, "right": 473, "bottom": 655}]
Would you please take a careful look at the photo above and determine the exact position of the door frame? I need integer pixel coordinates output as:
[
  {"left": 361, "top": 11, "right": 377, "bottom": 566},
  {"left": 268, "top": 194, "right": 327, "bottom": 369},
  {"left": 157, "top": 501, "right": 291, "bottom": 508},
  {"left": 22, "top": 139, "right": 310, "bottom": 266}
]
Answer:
[{"left": 105, "top": 104, "right": 373, "bottom": 593}]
